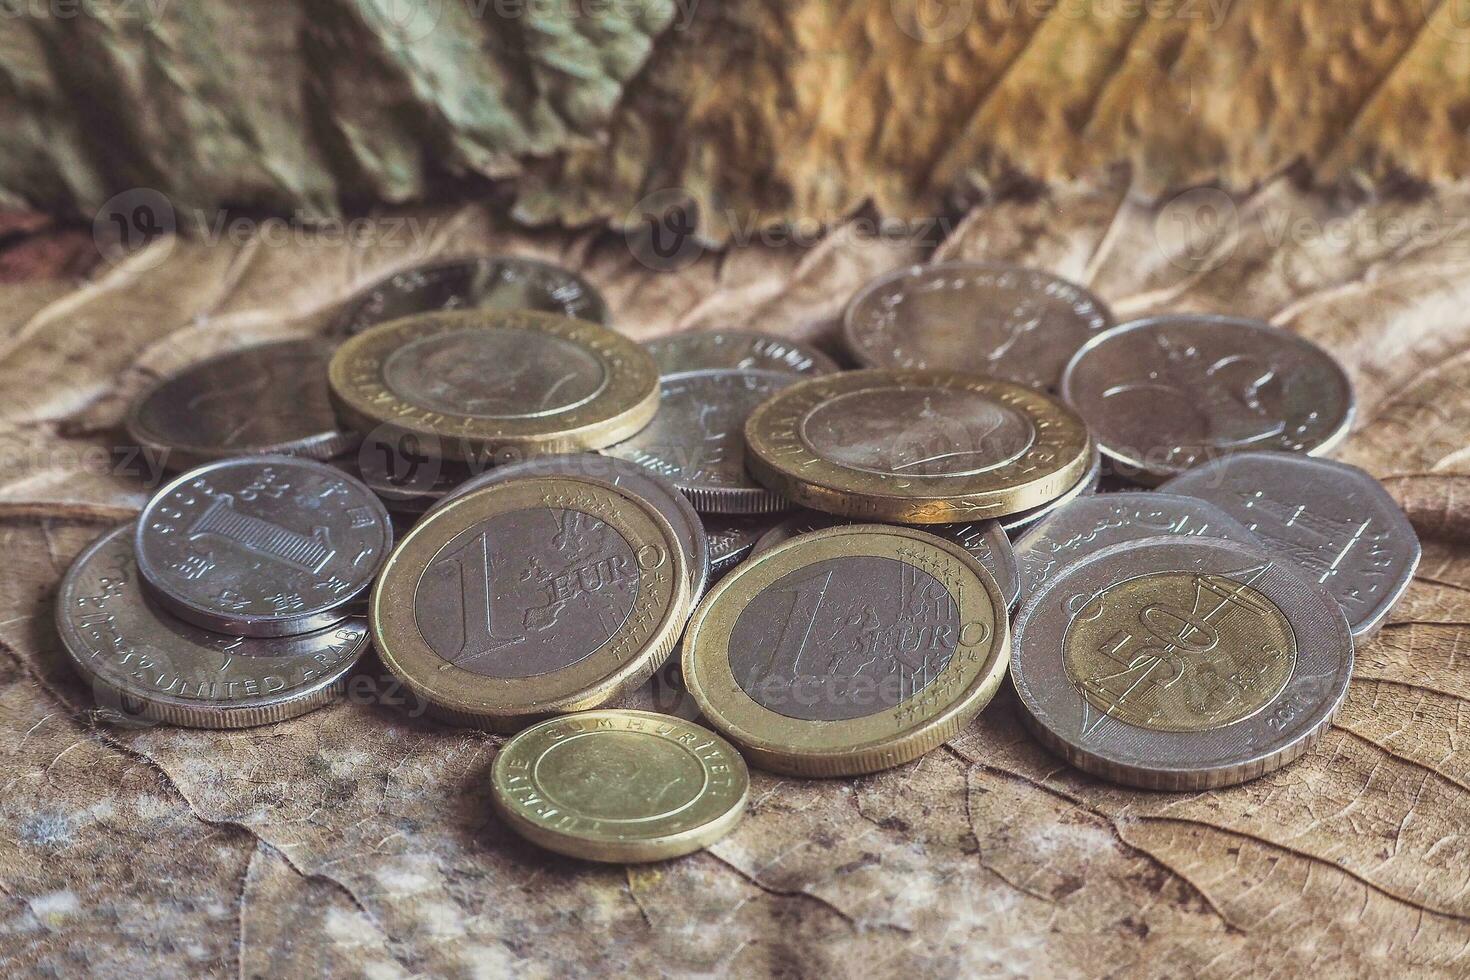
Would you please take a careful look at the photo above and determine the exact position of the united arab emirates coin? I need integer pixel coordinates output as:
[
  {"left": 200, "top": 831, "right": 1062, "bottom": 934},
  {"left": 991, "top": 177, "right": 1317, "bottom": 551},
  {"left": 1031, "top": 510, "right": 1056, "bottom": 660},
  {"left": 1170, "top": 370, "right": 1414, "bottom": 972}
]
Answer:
[
  {"left": 1011, "top": 536, "right": 1353, "bottom": 790},
  {"left": 683, "top": 525, "right": 1010, "bottom": 776},
  {"left": 372, "top": 477, "right": 690, "bottom": 731},
  {"left": 1014, "top": 492, "right": 1262, "bottom": 599},
  {"left": 329, "top": 310, "right": 659, "bottom": 463},
  {"left": 646, "top": 330, "right": 838, "bottom": 376},
  {"left": 57, "top": 524, "right": 371, "bottom": 728},
  {"left": 135, "top": 456, "right": 393, "bottom": 637},
  {"left": 430, "top": 453, "right": 711, "bottom": 600},
  {"left": 702, "top": 514, "right": 771, "bottom": 580},
  {"left": 127, "top": 338, "right": 360, "bottom": 471},
  {"left": 744, "top": 369, "right": 1093, "bottom": 523},
  {"left": 997, "top": 442, "right": 1101, "bottom": 534},
  {"left": 1060, "top": 314, "right": 1355, "bottom": 483},
  {"left": 603, "top": 368, "right": 799, "bottom": 514},
  {"left": 842, "top": 262, "right": 1113, "bottom": 390},
  {"left": 1161, "top": 452, "right": 1419, "bottom": 637},
  {"left": 491, "top": 709, "right": 748, "bottom": 863},
  {"left": 337, "top": 256, "right": 608, "bottom": 334}
]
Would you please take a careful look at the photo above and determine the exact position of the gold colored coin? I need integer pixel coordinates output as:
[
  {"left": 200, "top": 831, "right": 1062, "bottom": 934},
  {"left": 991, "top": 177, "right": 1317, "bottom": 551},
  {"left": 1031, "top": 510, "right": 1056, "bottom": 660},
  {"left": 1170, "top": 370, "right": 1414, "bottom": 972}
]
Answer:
[
  {"left": 371, "top": 477, "right": 690, "bottom": 732},
  {"left": 743, "top": 369, "right": 1093, "bottom": 523},
  {"left": 491, "top": 709, "right": 748, "bottom": 862},
  {"left": 328, "top": 309, "right": 659, "bottom": 463},
  {"left": 682, "top": 525, "right": 1010, "bottom": 776}
]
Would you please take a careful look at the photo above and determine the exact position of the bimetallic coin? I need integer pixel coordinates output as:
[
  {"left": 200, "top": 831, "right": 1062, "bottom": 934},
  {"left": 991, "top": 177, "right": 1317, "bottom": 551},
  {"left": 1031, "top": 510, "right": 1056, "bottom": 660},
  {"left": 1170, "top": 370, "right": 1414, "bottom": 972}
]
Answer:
[
  {"left": 372, "top": 477, "right": 690, "bottom": 731},
  {"left": 1012, "top": 536, "right": 1353, "bottom": 790},
  {"left": 603, "top": 368, "right": 799, "bottom": 514},
  {"left": 136, "top": 456, "right": 392, "bottom": 637},
  {"left": 1162, "top": 452, "right": 1419, "bottom": 637},
  {"left": 337, "top": 256, "right": 608, "bottom": 334},
  {"left": 329, "top": 310, "right": 659, "bottom": 463},
  {"left": 127, "top": 339, "right": 360, "bottom": 471},
  {"left": 491, "top": 709, "right": 748, "bottom": 863},
  {"left": 683, "top": 525, "right": 1010, "bottom": 776},
  {"left": 57, "top": 524, "right": 371, "bottom": 728},
  {"left": 842, "top": 262, "right": 1113, "bottom": 390},
  {"left": 702, "top": 514, "right": 771, "bottom": 580},
  {"left": 646, "top": 330, "right": 838, "bottom": 376},
  {"left": 744, "top": 369, "right": 1094, "bottom": 523},
  {"left": 998, "top": 442, "right": 1101, "bottom": 534},
  {"left": 1061, "top": 315, "right": 1355, "bottom": 482}
]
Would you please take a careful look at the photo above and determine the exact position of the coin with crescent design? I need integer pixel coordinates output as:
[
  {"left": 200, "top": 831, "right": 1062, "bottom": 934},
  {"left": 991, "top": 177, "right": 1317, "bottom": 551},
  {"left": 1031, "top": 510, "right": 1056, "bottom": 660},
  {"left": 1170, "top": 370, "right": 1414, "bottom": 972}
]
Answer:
[
  {"left": 1161, "top": 452, "right": 1419, "bottom": 637},
  {"left": 646, "top": 330, "right": 838, "bottom": 376},
  {"left": 702, "top": 514, "right": 772, "bottom": 580},
  {"left": 135, "top": 457, "right": 392, "bottom": 637},
  {"left": 57, "top": 524, "right": 371, "bottom": 727},
  {"left": 997, "top": 442, "right": 1101, "bottom": 534},
  {"left": 1011, "top": 536, "right": 1352, "bottom": 790},
  {"left": 127, "top": 338, "right": 360, "bottom": 471},
  {"left": 744, "top": 369, "right": 1093, "bottom": 523},
  {"left": 842, "top": 262, "right": 1114, "bottom": 390},
  {"left": 683, "top": 524, "right": 1010, "bottom": 776},
  {"left": 491, "top": 709, "right": 748, "bottom": 862},
  {"left": 602, "top": 368, "right": 799, "bottom": 514},
  {"left": 372, "top": 477, "right": 690, "bottom": 731},
  {"left": 336, "top": 256, "right": 608, "bottom": 335},
  {"left": 1060, "top": 315, "right": 1355, "bottom": 483},
  {"left": 329, "top": 310, "right": 659, "bottom": 463}
]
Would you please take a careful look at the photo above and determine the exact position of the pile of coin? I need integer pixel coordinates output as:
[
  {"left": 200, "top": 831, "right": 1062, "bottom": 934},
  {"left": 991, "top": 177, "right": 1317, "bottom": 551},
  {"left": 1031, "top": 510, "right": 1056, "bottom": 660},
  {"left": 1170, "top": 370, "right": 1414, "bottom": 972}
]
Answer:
[{"left": 55, "top": 254, "right": 1422, "bottom": 864}]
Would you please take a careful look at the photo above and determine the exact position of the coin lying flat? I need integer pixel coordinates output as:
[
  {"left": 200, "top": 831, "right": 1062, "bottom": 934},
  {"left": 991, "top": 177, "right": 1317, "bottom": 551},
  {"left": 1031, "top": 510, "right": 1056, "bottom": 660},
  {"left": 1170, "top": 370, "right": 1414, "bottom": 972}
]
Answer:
[
  {"left": 347, "top": 438, "right": 477, "bottom": 515},
  {"left": 997, "top": 442, "right": 1101, "bottom": 534},
  {"left": 337, "top": 256, "right": 608, "bottom": 335},
  {"left": 1061, "top": 314, "right": 1354, "bottom": 483},
  {"left": 329, "top": 310, "right": 659, "bottom": 464},
  {"left": 702, "top": 514, "right": 772, "bottom": 580},
  {"left": 1161, "top": 452, "right": 1419, "bottom": 637},
  {"left": 744, "top": 369, "right": 1094, "bottom": 523},
  {"left": 1012, "top": 536, "right": 1352, "bottom": 790},
  {"left": 127, "top": 338, "right": 360, "bottom": 471},
  {"left": 491, "top": 709, "right": 748, "bottom": 863},
  {"left": 683, "top": 525, "right": 1010, "bottom": 776},
  {"left": 372, "top": 477, "right": 690, "bottom": 731},
  {"left": 842, "top": 262, "right": 1113, "bottom": 390},
  {"left": 57, "top": 524, "right": 371, "bottom": 727},
  {"left": 646, "top": 330, "right": 838, "bottom": 376},
  {"left": 602, "top": 368, "right": 799, "bottom": 514}
]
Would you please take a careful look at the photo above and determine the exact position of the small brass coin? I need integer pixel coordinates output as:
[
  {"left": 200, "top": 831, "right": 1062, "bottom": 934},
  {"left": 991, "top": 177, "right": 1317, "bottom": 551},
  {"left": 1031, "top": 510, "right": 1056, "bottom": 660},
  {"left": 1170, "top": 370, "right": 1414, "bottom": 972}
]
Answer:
[
  {"left": 328, "top": 310, "right": 659, "bottom": 464},
  {"left": 682, "top": 525, "right": 1010, "bottom": 776},
  {"left": 371, "top": 477, "right": 690, "bottom": 731},
  {"left": 491, "top": 709, "right": 748, "bottom": 863},
  {"left": 744, "top": 369, "right": 1093, "bottom": 523}
]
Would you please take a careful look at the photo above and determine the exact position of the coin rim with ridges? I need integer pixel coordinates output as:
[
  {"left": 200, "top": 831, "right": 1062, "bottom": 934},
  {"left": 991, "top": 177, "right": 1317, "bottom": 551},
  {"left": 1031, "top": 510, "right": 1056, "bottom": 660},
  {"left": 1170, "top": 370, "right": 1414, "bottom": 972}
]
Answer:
[
  {"left": 645, "top": 329, "right": 839, "bottom": 376},
  {"left": 998, "top": 442, "right": 1101, "bottom": 534}
]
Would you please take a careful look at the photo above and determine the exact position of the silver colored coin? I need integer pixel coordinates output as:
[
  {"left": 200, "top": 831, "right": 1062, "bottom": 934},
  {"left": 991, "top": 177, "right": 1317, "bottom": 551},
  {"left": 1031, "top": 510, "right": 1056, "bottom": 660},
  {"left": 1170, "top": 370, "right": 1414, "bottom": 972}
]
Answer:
[
  {"left": 999, "top": 443, "right": 1102, "bottom": 534},
  {"left": 1061, "top": 315, "right": 1355, "bottom": 483},
  {"left": 646, "top": 330, "right": 838, "bottom": 376},
  {"left": 1161, "top": 451, "right": 1420, "bottom": 637},
  {"left": 1011, "top": 535, "right": 1352, "bottom": 790},
  {"left": 127, "top": 339, "right": 360, "bottom": 471},
  {"left": 1015, "top": 491, "right": 1262, "bottom": 600},
  {"left": 136, "top": 456, "right": 393, "bottom": 637},
  {"left": 602, "top": 369, "right": 798, "bottom": 514},
  {"left": 337, "top": 256, "right": 608, "bottom": 334},
  {"left": 348, "top": 439, "right": 476, "bottom": 515},
  {"left": 703, "top": 514, "right": 772, "bottom": 580},
  {"left": 56, "top": 524, "right": 371, "bottom": 728},
  {"left": 751, "top": 512, "right": 1021, "bottom": 610},
  {"left": 842, "top": 262, "right": 1114, "bottom": 390}
]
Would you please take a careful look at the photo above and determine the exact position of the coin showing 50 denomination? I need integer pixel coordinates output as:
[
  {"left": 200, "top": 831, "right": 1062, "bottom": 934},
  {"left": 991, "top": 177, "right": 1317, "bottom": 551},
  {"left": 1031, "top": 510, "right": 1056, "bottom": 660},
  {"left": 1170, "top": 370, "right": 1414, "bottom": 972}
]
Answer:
[
  {"left": 136, "top": 456, "right": 393, "bottom": 637},
  {"left": 329, "top": 310, "right": 659, "bottom": 464},
  {"left": 1012, "top": 536, "right": 1353, "bottom": 790},
  {"left": 683, "top": 525, "right": 1010, "bottom": 776},
  {"left": 58, "top": 524, "right": 371, "bottom": 728},
  {"left": 646, "top": 330, "right": 838, "bottom": 376},
  {"left": 842, "top": 262, "right": 1113, "bottom": 390},
  {"left": 1162, "top": 452, "right": 1420, "bottom": 637},
  {"left": 1061, "top": 314, "right": 1354, "bottom": 483},
  {"left": 492, "top": 709, "right": 748, "bottom": 863},
  {"left": 744, "top": 369, "right": 1093, "bottom": 523},
  {"left": 372, "top": 477, "right": 690, "bottom": 731}
]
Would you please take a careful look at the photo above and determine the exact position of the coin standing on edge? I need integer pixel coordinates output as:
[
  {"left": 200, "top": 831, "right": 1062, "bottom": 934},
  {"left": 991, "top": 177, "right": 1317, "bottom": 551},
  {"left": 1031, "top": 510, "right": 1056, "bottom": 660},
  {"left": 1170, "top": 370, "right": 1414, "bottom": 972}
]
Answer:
[
  {"left": 744, "top": 369, "right": 1093, "bottom": 523},
  {"left": 1011, "top": 536, "right": 1353, "bottom": 791},
  {"left": 702, "top": 514, "right": 772, "bottom": 580},
  {"left": 372, "top": 477, "right": 690, "bottom": 731},
  {"left": 1161, "top": 452, "right": 1420, "bottom": 637},
  {"left": 683, "top": 525, "right": 1010, "bottom": 776},
  {"left": 1060, "top": 314, "right": 1355, "bottom": 483},
  {"left": 492, "top": 709, "right": 748, "bottom": 863},
  {"left": 646, "top": 330, "right": 838, "bottom": 376},
  {"left": 57, "top": 524, "right": 372, "bottom": 727}
]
